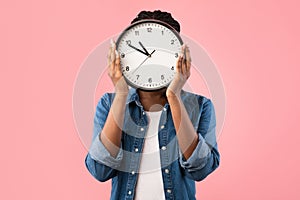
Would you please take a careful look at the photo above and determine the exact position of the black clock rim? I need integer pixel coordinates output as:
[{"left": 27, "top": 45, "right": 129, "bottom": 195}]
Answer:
[{"left": 115, "top": 19, "right": 183, "bottom": 91}]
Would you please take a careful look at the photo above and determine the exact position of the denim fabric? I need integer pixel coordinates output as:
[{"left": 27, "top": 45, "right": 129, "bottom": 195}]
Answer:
[{"left": 85, "top": 88, "right": 220, "bottom": 200}]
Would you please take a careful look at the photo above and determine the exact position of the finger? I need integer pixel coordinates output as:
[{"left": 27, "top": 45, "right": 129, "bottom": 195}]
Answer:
[
  {"left": 110, "top": 40, "right": 116, "bottom": 64},
  {"left": 108, "top": 51, "right": 113, "bottom": 76},
  {"left": 107, "top": 41, "right": 116, "bottom": 77},
  {"left": 177, "top": 44, "right": 186, "bottom": 74},
  {"left": 108, "top": 40, "right": 117, "bottom": 74},
  {"left": 184, "top": 45, "right": 191, "bottom": 76},
  {"left": 181, "top": 44, "right": 186, "bottom": 59},
  {"left": 176, "top": 54, "right": 183, "bottom": 74},
  {"left": 107, "top": 45, "right": 112, "bottom": 66},
  {"left": 185, "top": 45, "right": 191, "bottom": 72},
  {"left": 114, "top": 50, "right": 121, "bottom": 72},
  {"left": 181, "top": 44, "right": 187, "bottom": 74}
]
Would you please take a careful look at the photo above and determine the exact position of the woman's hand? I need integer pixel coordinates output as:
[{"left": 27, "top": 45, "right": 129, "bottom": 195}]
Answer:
[
  {"left": 166, "top": 44, "right": 199, "bottom": 159},
  {"left": 166, "top": 44, "right": 191, "bottom": 98},
  {"left": 107, "top": 40, "right": 129, "bottom": 95}
]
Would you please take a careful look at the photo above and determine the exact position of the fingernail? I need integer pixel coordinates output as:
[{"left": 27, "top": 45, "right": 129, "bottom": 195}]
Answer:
[
  {"left": 115, "top": 50, "right": 119, "bottom": 58},
  {"left": 110, "top": 39, "right": 116, "bottom": 47}
]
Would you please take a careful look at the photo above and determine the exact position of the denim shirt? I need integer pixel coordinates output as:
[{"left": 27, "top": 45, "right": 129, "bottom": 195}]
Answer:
[{"left": 85, "top": 88, "right": 220, "bottom": 200}]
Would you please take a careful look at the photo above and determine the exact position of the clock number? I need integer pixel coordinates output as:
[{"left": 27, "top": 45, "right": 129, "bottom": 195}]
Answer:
[
  {"left": 121, "top": 53, "right": 125, "bottom": 58},
  {"left": 135, "top": 31, "right": 139, "bottom": 36},
  {"left": 126, "top": 40, "right": 131, "bottom": 45},
  {"left": 147, "top": 27, "right": 152, "bottom": 32},
  {"left": 161, "top": 30, "right": 164, "bottom": 35},
  {"left": 136, "top": 75, "right": 140, "bottom": 80},
  {"left": 148, "top": 77, "right": 152, "bottom": 83},
  {"left": 175, "top": 53, "right": 178, "bottom": 58},
  {"left": 171, "top": 39, "right": 175, "bottom": 45},
  {"left": 126, "top": 66, "right": 130, "bottom": 71},
  {"left": 161, "top": 75, "right": 165, "bottom": 80},
  {"left": 171, "top": 66, "right": 174, "bottom": 70}
]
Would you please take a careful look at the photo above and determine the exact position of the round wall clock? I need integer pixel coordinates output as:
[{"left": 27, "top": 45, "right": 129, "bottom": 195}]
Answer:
[{"left": 116, "top": 19, "right": 183, "bottom": 90}]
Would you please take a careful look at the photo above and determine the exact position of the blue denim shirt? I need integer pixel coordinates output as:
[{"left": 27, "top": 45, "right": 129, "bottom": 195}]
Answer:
[{"left": 85, "top": 88, "right": 220, "bottom": 200}]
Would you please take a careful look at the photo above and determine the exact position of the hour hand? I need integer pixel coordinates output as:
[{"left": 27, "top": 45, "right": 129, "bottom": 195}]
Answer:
[{"left": 128, "top": 43, "right": 149, "bottom": 56}]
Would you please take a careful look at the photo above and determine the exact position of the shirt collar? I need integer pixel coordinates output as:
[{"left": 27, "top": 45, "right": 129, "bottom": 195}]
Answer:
[
  {"left": 126, "top": 87, "right": 177, "bottom": 109},
  {"left": 126, "top": 88, "right": 140, "bottom": 105}
]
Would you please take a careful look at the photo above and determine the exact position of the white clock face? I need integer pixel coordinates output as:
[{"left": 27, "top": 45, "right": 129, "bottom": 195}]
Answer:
[{"left": 116, "top": 20, "right": 183, "bottom": 90}]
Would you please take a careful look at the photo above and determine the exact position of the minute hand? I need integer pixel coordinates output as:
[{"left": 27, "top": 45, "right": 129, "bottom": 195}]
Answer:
[{"left": 138, "top": 41, "right": 150, "bottom": 56}]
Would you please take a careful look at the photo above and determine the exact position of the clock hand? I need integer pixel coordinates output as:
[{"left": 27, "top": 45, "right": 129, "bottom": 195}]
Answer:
[
  {"left": 138, "top": 41, "right": 150, "bottom": 56},
  {"left": 128, "top": 43, "right": 149, "bottom": 56},
  {"left": 131, "top": 50, "right": 156, "bottom": 74}
]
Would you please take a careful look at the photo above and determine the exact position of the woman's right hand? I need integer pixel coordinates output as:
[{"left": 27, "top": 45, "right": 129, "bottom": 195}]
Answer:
[{"left": 107, "top": 39, "right": 129, "bottom": 95}]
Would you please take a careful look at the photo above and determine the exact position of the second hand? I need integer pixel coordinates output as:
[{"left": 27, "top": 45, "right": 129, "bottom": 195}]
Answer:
[{"left": 131, "top": 49, "right": 156, "bottom": 74}]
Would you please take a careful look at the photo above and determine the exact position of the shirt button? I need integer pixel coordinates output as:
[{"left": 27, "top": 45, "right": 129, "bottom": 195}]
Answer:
[
  {"left": 163, "top": 108, "right": 167, "bottom": 111},
  {"left": 134, "top": 148, "right": 139, "bottom": 152},
  {"left": 160, "top": 125, "right": 165, "bottom": 129},
  {"left": 140, "top": 127, "right": 144, "bottom": 131},
  {"left": 167, "top": 189, "right": 172, "bottom": 194},
  {"left": 161, "top": 146, "right": 167, "bottom": 151},
  {"left": 142, "top": 111, "right": 145, "bottom": 115},
  {"left": 165, "top": 169, "right": 169, "bottom": 174},
  {"left": 131, "top": 171, "right": 135, "bottom": 175},
  {"left": 128, "top": 190, "right": 132, "bottom": 195}
]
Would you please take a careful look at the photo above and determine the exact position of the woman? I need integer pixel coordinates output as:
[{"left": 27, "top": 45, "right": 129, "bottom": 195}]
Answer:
[{"left": 85, "top": 10, "right": 220, "bottom": 200}]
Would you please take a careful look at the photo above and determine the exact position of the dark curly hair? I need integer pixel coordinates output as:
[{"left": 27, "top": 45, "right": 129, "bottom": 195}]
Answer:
[{"left": 131, "top": 10, "right": 180, "bottom": 33}]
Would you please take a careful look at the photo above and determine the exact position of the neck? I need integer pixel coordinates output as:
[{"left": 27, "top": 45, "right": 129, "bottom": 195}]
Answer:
[
  {"left": 137, "top": 88, "right": 167, "bottom": 111},
  {"left": 138, "top": 88, "right": 167, "bottom": 99}
]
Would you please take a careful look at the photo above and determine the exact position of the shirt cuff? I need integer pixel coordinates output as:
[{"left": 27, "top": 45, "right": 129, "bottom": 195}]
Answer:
[
  {"left": 179, "top": 133, "right": 211, "bottom": 171},
  {"left": 88, "top": 133, "right": 123, "bottom": 169}
]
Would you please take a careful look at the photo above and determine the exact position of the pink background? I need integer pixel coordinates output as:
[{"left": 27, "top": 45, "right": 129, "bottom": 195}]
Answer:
[{"left": 1, "top": 0, "right": 300, "bottom": 199}]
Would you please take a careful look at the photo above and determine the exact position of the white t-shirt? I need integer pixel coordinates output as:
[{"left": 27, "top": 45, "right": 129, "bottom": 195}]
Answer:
[{"left": 134, "top": 110, "right": 165, "bottom": 200}]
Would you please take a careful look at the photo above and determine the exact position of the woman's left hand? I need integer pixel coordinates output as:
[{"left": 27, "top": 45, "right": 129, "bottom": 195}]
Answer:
[{"left": 166, "top": 44, "right": 191, "bottom": 98}]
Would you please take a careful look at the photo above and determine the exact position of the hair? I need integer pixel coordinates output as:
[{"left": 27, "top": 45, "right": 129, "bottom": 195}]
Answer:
[{"left": 131, "top": 10, "right": 181, "bottom": 33}]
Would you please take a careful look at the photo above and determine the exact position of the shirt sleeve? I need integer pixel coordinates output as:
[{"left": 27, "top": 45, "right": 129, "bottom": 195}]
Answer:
[
  {"left": 85, "top": 93, "right": 124, "bottom": 182},
  {"left": 179, "top": 98, "right": 220, "bottom": 181}
]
